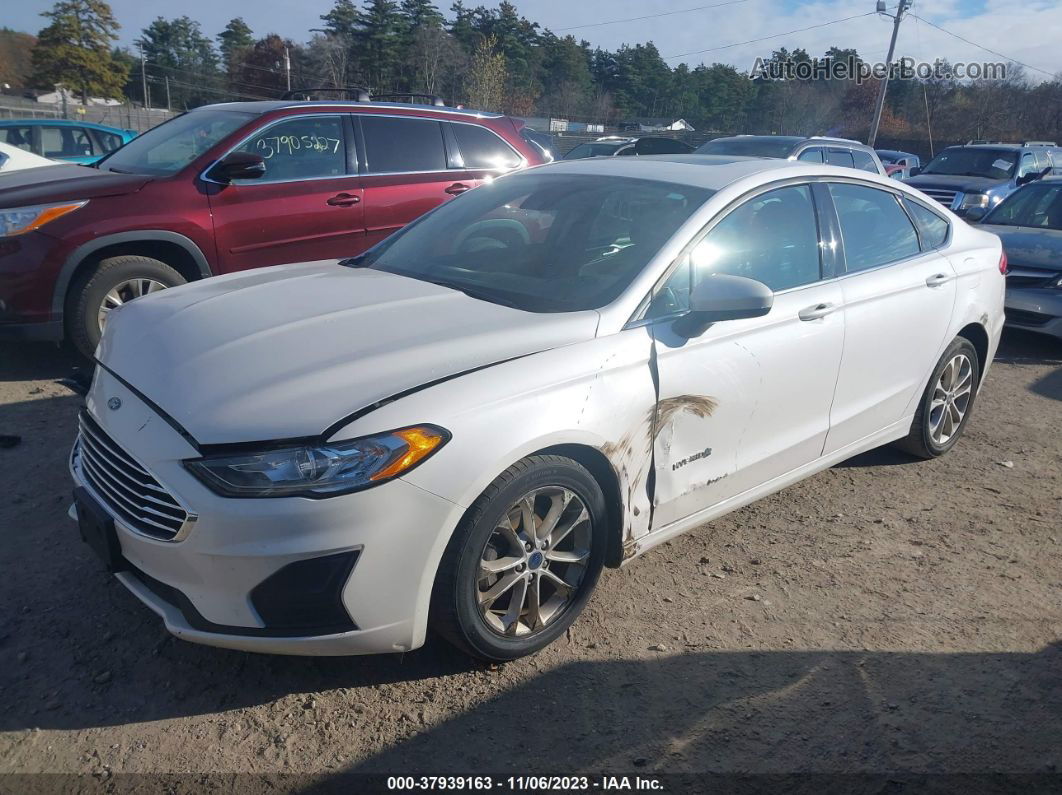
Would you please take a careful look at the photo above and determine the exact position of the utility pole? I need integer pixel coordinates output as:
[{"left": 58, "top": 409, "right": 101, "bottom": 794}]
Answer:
[
  {"left": 138, "top": 43, "right": 150, "bottom": 111},
  {"left": 165, "top": 76, "right": 171, "bottom": 112},
  {"left": 868, "top": 0, "right": 912, "bottom": 147},
  {"left": 284, "top": 46, "right": 292, "bottom": 92}
]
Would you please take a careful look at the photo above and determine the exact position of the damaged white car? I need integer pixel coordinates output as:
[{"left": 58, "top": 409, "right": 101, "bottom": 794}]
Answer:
[{"left": 70, "top": 156, "right": 1005, "bottom": 661}]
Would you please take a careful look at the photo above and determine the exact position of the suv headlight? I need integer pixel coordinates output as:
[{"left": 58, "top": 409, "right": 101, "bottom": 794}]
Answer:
[
  {"left": 0, "top": 201, "right": 88, "bottom": 237},
  {"left": 959, "top": 193, "right": 989, "bottom": 210},
  {"left": 184, "top": 425, "right": 449, "bottom": 497}
]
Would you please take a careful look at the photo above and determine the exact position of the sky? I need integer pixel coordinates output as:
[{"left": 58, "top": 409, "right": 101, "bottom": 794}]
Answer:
[{"left": 7, "top": 0, "right": 1061, "bottom": 82}]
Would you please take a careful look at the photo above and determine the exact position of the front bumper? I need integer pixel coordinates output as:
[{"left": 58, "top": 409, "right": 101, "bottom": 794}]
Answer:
[
  {"left": 69, "top": 367, "right": 464, "bottom": 655},
  {"left": 1005, "top": 287, "right": 1062, "bottom": 339}
]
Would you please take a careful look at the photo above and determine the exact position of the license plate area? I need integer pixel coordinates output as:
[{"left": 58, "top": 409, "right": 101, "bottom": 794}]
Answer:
[{"left": 74, "top": 486, "right": 126, "bottom": 572}]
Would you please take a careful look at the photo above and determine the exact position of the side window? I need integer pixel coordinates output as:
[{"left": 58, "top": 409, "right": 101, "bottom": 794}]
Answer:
[
  {"left": 95, "top": 130, "right": 124, "bottom": 153},
  {"left": 636, "top": 138, "right": 692, "bottom": 155},
  {"left": 852, "top": 150, "right": 878, "bottom": 173},
  {"left": 1017, "top": 153, "right": 1037, "bottom": 179},
  {"left": 0, "top": 126, "right": 34, "bottom": 151},
  {"left": 904, "top": 198, "right": 950, "bottom": 250},
  {"left": 829, "top": 183, "right": 920, "bottom": 272},
  {"left": 362, "top": 116, "right": 446, "bottom": 173},
  {"left": 450, "top": 123, "right": 521, "bottom": 170},
  {"left": 235, "top": 115, "right": 346, "bottom": 182},
  {"left": 41, "top": 126, "right": 93, "bottom": 157},
  {"left": 826, "top": 148, "right": 855, "bottom": 169},
  {"left": 797, "top": 147, "right": 823, "bottom": 163},
  {"left": 689, "top": 185, "right": 822, "bottom": 292}
]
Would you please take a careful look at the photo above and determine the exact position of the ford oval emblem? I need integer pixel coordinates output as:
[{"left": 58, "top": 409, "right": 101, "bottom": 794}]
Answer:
[{"left": 107, "top": 397, "right": 122, "bottom": 411}]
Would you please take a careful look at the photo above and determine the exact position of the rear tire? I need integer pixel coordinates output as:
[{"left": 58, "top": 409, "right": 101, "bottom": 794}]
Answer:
[
  {"left": 66, "top": 255, "right": 185, "bottom": 359},
  {"left": 895, "top": 336, "right": 980, "bottom": 459},
  {"left": 430, "top": 455, "right": 607, "bottom": 662}
]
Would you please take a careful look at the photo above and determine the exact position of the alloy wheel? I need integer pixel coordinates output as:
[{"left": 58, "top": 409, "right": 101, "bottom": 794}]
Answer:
[
  {"left": 97, "top": 278, "right": 169, "bottom": 333},
  {"left": 929, "top": 353, "right": 973, "bottom": 445},
  {"left": 477, "top": 487, "right": 592, "bottom": 637}
]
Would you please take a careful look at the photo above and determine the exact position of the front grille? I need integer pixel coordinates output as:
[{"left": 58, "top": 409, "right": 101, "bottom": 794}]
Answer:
[
  {"left": 919, "top": 188, "right": 958, "bottom": 208},
  {"left": 1006, "top": 308, "right": 1053, "bottom": 327},
  {"left": 75, "top": 412, "right": 188, "bottom": 540}
]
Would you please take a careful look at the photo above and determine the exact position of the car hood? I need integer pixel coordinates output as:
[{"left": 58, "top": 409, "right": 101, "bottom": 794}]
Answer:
[
  {"left": 979, "top": 224, "right": 1062, "bottom": 271},
  {"left": 906, "top": 175, "right": 1002, "bottom": 194},
  {"left": 0, "top": 164, "right": 151, "bottom": 208},
  {"left": 99, "top": 262, "right": 601, "bottom": 444}
]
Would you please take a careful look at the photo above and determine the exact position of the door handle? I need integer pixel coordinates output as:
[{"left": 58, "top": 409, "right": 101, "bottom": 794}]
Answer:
[
  {"left": 327, "top": 193, "right": 361, "bottom": 207},
  {"left": 798, "top": 302, "right": 837, "bottom": 321},
  {"left": 445, "top": 183, "right": 471, "bottom": 196},
  {"left": 925, "top": 273, "right": 952, "bottom": 287}
]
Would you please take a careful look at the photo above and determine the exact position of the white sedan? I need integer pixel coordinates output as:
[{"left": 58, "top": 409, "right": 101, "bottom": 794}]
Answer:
[
  {"left": 0, "top": 141, "right": 58, "bottom": 173},
  {"left": 70, "top": 155, "right": 1005, "bottom": 661}
]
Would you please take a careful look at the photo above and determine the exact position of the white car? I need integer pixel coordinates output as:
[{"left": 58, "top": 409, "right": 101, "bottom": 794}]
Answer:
[
  {"left": 69, "top": 155, "right": 1005, "bottom": 661},
  {"left": 0, "top": 141, "right": 58, "bottom": 173}
]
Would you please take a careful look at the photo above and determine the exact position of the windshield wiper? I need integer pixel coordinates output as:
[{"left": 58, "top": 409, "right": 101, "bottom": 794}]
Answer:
[{"left": 420, "top": 278, "right": 521, "bottom": 309}]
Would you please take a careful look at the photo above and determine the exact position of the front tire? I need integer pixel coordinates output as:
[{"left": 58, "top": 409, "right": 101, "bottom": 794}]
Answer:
[
  {"left": 430, "top": 455, "right": 608, "bottom": 661},
  {"left": 895, "top": 336, "right": 980, "bottom": 459},
  {"left": 66, "top": 255, "right": 185, "bottom": 358}
]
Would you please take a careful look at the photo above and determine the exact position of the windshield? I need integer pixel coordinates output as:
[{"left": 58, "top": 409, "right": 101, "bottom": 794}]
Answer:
[
  {"left": 350, "top": 172, "right": 713, "bottom": 312},
  {"left": 695, "top": 137, "right": 800, "bottom": 158},
  {"left": 920, "top": 148, "right": 1016, "bottom": 179},
  {"left": 983, "top": 182, "right": 1062, "bottom": 229},
  {"left": 563, "top": 142, "right": 624, "bottom": 160},
  {"left": 98, "top": 110, "right": 254, "bottom": 176}
]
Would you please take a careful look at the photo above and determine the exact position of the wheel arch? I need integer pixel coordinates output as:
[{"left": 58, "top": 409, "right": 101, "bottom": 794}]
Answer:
[
  {"left": 53, "top": 231, "right": 213, "bottom": 318},
  {"left": 956, "top": 322, "right": 990, "bottom": 384}
]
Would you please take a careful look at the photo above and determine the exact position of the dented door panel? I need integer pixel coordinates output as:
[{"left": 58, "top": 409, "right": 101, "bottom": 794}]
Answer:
[{"left": 649, "top": 282, "right": 845, "bottom": 529}]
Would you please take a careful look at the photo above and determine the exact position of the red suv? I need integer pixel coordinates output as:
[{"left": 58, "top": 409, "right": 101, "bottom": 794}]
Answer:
[{"left": 0, "top": 99, "right": 543, "bottom": 356}]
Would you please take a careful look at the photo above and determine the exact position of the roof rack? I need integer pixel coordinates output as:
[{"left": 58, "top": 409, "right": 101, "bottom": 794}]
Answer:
[
  {"left": 371, "top": 92, "right": 446, "bottom": 107},
  {"left": 965, "top": 139, "right": 1012, "bottom": 145},
  {"left": 282, "top": 86, "right": 371, "bottom": 102},
  {"left": 1022, "top": 140, "right": 1057, "bottom": 147}
]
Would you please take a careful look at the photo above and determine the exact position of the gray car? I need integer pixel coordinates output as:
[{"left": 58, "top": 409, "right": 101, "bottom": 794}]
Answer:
[
  {"left": 695, "top": 135, "right": 886, "bottom": 175},
  {"left": 978, "top": 179, "right": 1062, "bottom": 339}
]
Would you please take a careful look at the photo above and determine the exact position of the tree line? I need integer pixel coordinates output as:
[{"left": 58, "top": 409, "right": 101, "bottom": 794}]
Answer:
[{"left": 22, "top": 0, "right": 1062, "bottom": 146}]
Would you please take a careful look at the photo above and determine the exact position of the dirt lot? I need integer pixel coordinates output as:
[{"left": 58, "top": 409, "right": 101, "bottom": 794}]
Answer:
[{"left": 0, "top": 331, "right": 1059, "bottom": 791}]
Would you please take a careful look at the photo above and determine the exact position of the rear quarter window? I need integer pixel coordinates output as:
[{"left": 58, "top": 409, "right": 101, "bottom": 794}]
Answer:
[
  {"left": 829, "top": 182, "right": 920, "bottom": 271},
  {"left": 904, "top": 198, "right": 950, "bottom": 249},
  {"left": 450, "top": 123, "right": 521, "bottom": 170},
  {"left": 852, "top": 150, "right": 879, "bottom": 173}
]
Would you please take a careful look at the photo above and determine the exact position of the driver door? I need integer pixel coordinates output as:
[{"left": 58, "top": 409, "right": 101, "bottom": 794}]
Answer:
[{"left": 647, "top": 183, "right": 845, "bottom": 528}]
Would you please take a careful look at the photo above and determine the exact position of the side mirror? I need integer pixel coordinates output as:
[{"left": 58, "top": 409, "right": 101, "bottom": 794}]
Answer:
[
  {"left": 673, "top": 274, "right": 773, "bottom": 338},
  {"left": 964, "top": 206, "right": 988, "bottom": 222},
  {"left": 207, "top": 151, "right": 266, "bottom": 183},
  {"left": 908, "top": 166, "right": 922, "bottom": 177}
]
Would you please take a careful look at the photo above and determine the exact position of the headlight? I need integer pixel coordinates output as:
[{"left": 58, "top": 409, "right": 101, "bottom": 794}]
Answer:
[
  {"left": 184, "top": 425, "right": 449, "bottom": 498},
  {"left": 959, "top": 193, "right": 989, "bottom": 210},
  {"left": 0, "top": 201, "right": 88, "bottom": 237}
]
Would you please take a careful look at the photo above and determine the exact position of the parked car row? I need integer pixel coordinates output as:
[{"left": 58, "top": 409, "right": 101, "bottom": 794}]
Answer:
[{"left": 0, "top": 118, "right": 137, "bottom": 165}]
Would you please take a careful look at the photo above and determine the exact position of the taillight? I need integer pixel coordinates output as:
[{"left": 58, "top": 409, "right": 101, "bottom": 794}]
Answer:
[{"left": 998, "top": 250, "right": 1008, "bottom": 275}]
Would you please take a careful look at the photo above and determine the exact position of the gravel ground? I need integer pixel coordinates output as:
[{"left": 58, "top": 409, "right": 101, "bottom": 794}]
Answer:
[{"left": 0, "top": 331, "right": 1059, "bottom": 792}]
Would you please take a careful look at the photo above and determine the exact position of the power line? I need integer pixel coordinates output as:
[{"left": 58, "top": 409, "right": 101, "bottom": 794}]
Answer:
[
  {"left": 909, "top": 14, "right": 1056, "bottom": 78},
  {"left": 555, "top": 0, "right": 749, "bottom": 33},
  {"left": 663, "top": 11, "right": 877, "bottom": 61}
]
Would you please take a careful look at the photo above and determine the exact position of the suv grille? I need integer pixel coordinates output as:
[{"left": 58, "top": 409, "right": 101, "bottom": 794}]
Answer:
[
  {"left": 919, "top": 188, "right": 958, "bottom": 208},
  {"left": 75, "top": 412, "right": 188, "bottom": 540}
]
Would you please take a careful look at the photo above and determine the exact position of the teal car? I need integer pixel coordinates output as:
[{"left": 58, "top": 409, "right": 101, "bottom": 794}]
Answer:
[{"left": 0, "top": 119, "right": 137, "bottom": 165}]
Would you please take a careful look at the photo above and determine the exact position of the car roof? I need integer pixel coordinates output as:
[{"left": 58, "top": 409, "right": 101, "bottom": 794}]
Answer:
[
  {"left": 533, "top": 154, "right": 868, "bottom": 191},
  {"left": 875, "top": 149, "right": 917, "bottom": 157},
  {"left": 192, "top": 100, "right": 505, "bottom": 119},
  {"left": 0, "top": 118, "right": 128, "bottom": 132}
]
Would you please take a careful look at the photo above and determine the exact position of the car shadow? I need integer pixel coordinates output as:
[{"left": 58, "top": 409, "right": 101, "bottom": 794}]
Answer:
[
  {"left": 0, "top": 341, "right": 85, "bottom": 383},
  {"left": 994, "top": 329, "right": 1061, "bottom": 366},
  {"left": 314, "top": 645, "right": 1061, "bottom": 784}
]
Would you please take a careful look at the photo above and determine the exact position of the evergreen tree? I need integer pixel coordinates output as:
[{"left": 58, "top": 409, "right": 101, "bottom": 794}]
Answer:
[
  {"left": 137, "top": 16, "right": 220, "bottom": 107},
  {"left": 30, "top": 0, "right": 127, "bottom": 102}
]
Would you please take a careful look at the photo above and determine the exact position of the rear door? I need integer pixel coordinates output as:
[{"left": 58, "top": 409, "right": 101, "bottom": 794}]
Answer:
[
  {"left": 207, "top": 113, "right": 366, "bottom": 272},
  {"left": 357, "top": 114, "right": 504, "bottom": 249},
  {"left": 822, "top": 181, "right": 957, "bottom": 454}
]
